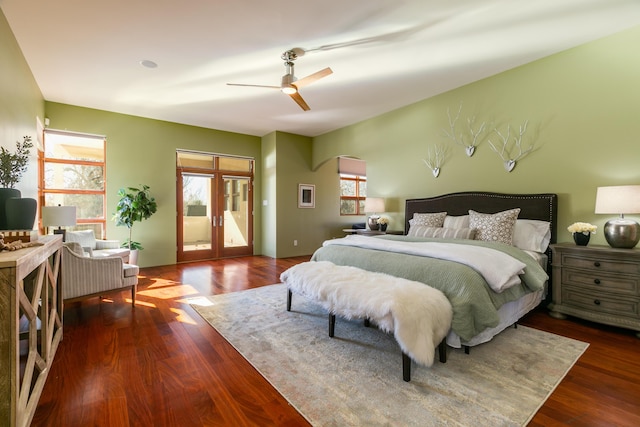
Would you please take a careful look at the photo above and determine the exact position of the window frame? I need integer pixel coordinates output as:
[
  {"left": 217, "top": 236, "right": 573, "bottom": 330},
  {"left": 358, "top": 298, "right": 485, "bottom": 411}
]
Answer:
[
  {"left": 39, "top": 130, "right": 107, "bottom": 237},
  {"left": 339, "top": 174, "right": 367, "bottom": 216}
]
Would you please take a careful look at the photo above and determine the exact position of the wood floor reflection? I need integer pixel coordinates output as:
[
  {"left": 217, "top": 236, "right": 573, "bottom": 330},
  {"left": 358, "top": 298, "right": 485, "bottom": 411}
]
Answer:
[{"left": 33, "top": 256, "right": 640, "bottom": 426}]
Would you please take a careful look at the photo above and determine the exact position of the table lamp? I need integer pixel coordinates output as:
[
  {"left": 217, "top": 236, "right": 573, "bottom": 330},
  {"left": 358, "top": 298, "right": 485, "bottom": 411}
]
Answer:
[
  {"left": 42, "top": 205, "right": 77, "bottom": 241},
  {"left": 594, "top": 185, "right": 640, "bottom": 249},
  {"left": 364, "top": 197, "right": 385, "bottom": 230}
]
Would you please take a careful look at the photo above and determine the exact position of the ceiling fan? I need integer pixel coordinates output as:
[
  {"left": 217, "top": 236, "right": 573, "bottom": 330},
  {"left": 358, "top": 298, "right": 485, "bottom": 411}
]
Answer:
[{"left": 227, "top": 48, "right": 333, "bottom": 111}]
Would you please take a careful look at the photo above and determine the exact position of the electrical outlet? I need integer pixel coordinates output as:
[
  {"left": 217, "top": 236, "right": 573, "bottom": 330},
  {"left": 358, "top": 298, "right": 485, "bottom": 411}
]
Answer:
[{"left": 293, "top": 240, "right": 298, "bottom": 246}]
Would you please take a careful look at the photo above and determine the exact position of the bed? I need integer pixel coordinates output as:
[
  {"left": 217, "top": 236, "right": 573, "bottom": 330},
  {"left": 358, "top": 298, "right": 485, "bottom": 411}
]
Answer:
[{"left": 311, "top": 191, "right": 558, "bottom": 349}]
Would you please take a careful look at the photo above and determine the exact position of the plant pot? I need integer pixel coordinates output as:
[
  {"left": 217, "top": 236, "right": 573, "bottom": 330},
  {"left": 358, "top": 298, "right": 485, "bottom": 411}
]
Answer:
[
  {"left": 5, "top": 197, "right": 37, "bottom": 230},
  {"left": 0, "top": 188, "right": 21, "bottom": 229},
  {"left": 128, "top": 249, "right": 139, "bottom": 265},
  {"left": 573, "top": 232, "right": 590, "bottom": 246}
]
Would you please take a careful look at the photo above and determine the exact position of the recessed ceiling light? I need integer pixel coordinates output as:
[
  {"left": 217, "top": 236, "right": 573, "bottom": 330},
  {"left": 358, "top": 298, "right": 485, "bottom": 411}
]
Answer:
[{"left": 140, "top": 60, "right": 158, "bottom": 69}]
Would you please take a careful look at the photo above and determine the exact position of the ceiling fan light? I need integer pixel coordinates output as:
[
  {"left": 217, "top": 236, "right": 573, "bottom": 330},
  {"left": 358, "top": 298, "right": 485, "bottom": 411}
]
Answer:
[{"left": 281, "top": 85, "right": 297, "bottom": 94}]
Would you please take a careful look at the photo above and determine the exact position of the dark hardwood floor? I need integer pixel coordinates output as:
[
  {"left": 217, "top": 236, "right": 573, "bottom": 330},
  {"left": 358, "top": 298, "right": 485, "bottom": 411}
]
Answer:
[{"left": 32, "top": 256, "right": 640, "bottom": 426}]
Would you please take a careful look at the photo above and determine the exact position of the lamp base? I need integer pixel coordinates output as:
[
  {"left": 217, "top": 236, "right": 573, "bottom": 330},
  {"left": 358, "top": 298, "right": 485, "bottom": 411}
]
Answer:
[
  {"left": 53, "top": 228, "right": 67, "bottom": 242},
  {"left": 604, "top": 218, "right": 640, "bottom": 249},
  {"left": 367, "top": 215, "right": 380, "bottom": 231}
]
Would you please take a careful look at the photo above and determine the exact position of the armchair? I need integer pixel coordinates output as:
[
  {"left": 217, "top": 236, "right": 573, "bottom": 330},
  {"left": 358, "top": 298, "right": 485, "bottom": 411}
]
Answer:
[
  {"left": 66, "top": 229, "right": 130, "bottom": 262},
  {"left": 62, "top": 242, "right": 138, "bottom": 305}
]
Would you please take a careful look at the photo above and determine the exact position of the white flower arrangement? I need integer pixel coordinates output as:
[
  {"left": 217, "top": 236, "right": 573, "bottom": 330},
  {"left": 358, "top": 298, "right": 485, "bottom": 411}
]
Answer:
[
  {"left": 567, "top": 222, "right": 597, "bottom": 235},
  {"left": 377, "top": 217, "right": 389, "bottom": 225}
]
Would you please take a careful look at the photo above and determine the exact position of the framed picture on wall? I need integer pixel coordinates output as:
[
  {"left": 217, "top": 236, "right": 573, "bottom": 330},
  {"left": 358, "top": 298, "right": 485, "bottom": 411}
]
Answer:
[{"left": 298, "top": 184, "right": 315, "bottom": 208}]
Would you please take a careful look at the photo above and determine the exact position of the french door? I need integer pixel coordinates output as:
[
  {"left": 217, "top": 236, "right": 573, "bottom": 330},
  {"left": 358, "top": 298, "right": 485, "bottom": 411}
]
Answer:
[{"left": 177, "top": 151, "right": 253, "bottom": 262}]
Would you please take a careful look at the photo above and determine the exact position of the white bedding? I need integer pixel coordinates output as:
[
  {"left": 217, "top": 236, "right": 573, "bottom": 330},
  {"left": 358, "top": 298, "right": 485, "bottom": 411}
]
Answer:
[
  {"left": 323, "top": 235, "right": 527, "bottom": 292},
  {"left": 446, "top": 251, "right": 548, "bottom": 348}
]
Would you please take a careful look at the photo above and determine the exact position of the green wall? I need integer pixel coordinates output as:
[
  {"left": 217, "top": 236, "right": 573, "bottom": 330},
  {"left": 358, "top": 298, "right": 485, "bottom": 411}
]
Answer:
[
  {"left": 5, "top": 5, "right": 640, "bottom": 263},
  {"left": 0, "top": 9, "right": 44, "bottom": 200},
  {"left": 269, "top": 132, "right": 339, "bottom": 257},
  {"left": 313, "top": 25, "right": 640, "bottom": 247},
  {"left": 44, "top": 102, "right": 262, "bottom": 267}
]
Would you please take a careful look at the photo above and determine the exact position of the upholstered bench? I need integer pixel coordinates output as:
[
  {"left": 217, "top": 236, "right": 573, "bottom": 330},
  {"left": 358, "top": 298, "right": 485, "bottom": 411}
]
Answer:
[{"left": 280, "top": 261, "right": 453, "bottom": 381}]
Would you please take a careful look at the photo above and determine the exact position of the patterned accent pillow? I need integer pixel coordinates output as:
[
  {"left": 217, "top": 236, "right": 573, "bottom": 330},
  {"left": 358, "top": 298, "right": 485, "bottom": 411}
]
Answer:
[
  {"left": 409, "top": 212, "right": 447, "bottom": 228},
  {"left": 469, "top": 208, "right": 521, "bottom": 244},
  {"left": 408, "top": 226, "right": 476, "bottom": 240}
]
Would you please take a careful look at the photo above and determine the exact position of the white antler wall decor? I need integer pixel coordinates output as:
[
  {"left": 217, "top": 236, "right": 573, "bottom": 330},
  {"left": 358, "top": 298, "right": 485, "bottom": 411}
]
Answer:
[
  {"left": 422, "top": 143, "right": 448, "bottom": 178},
  {"left": 442, "top": 102, "right": 487, "bottom": 157},
  {"left": 487, "top": 120, "right": 536, "bottom": 172}
]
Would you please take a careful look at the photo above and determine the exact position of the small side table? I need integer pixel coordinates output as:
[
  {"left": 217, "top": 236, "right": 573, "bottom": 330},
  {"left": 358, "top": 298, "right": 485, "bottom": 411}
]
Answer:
[
  {"left": 341, "top": 229, "right": 359, "bottom": 235},
  {"left": 355, "top": 230, "right": 403, "bottom": 236},
  {"left": 549, "top": 242, "right": 640, "bottom": 338}
]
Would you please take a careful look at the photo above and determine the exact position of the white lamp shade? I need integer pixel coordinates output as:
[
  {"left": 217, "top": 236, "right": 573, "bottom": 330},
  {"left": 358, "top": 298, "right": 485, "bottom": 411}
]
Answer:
[
  {"left": 595, "top": 185, "right": 640, "bottom": 214},
  {"left": 364, "top": 197, "right": 385, "bottom": 213},
  {"left": 42, "top": 206, "right": 77, "bottom": 227}
]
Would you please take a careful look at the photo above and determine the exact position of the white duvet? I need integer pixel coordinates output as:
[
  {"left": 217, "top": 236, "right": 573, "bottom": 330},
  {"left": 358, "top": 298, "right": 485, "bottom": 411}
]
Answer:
[{"left": 323, "top": 235, "right": 526, "bottom": 293}]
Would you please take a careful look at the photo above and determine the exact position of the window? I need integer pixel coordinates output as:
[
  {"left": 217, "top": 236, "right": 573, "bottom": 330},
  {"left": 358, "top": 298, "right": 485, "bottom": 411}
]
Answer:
[
  {"left": 340, "top": 175, "right": 367, "bottom": 215},
  {"left": 338, "top": 157, "right": 366, "bottom": 215},
  {"left": 40, "top": 130, "right": 106, "bottom": 237}
]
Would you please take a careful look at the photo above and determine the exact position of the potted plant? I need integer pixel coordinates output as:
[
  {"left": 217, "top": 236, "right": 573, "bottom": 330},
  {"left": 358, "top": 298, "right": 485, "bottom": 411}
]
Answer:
[
  {"left": 0, "top": 136, "right": 35, "bottom": 230},
  {"left": 112, "top": 185, "right": 157, "bottom": 264}
]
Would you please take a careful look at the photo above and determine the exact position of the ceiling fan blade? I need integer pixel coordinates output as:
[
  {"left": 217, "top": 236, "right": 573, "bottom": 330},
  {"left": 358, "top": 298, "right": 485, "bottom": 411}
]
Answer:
[
  {"left": 289, "top": 92, "right": 310, "bottom": 111},
  {"left": 226, "top": 83, "right": 280, "bottom": 89},
  {"left": 292, "top": 67, "right": 333, "bottom": 89}
]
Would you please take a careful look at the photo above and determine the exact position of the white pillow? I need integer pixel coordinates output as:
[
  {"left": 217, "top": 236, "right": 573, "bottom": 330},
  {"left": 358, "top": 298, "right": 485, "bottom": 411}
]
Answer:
[
  {"left": 469, "top": 208, "right": 521, "bottom": 244},
  {"left": 407, "top": 226, "right": 476, "bottom": 240},
  {"left": 443, "top": 215, "right": 469, "bottom": 229},
  {"left": 512, "top": 219, "right": 551, "bottom": 253}
]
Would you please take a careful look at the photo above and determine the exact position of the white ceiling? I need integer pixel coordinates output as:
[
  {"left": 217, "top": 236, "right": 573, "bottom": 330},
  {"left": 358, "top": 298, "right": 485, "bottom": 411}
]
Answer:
[{"left": 2, "top": 0, "right": 640, "bottom": 137}]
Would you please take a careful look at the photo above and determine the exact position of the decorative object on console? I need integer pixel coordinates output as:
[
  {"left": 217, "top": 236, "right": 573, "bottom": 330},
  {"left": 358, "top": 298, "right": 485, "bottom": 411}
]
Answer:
[
  {"left": 42, "top": 205, "right": 77, "bottom": 241},
  {"left": 487, "top": 120, "right": 537, "bottom": 172},
  {"left": 422, "top": 143, "right": 448, "bottom": 177},
  {"left": 567, "top": 222, "right": 596, "bottom": 246},
  {"left": 0, "top": 135, "right": 36, "bottom": 230},
  {"left": 594, "top": 185, "right": 640, "bottom": 249},
  {"left": 364, "top": 197, "right": 385, "bottom": 230},
  {"left": 442, "top": 102, "right": 487, "bottom": 157},
  {"left": 378, "top": 217, "right": 389, "bottom": 232}
]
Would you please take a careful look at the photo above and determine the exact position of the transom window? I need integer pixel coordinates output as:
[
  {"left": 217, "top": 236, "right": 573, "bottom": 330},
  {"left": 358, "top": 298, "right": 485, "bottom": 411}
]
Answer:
[{"left": 40, "top": 130, "right": 106, "bottom": 237}]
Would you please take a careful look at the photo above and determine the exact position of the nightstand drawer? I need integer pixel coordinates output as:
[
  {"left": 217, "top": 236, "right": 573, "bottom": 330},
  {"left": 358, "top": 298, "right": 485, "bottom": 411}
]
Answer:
[
  {"left": 561, "top": 254, "right": 640, "bottom": 274},
  {"left": 562, "top": 288, "right": 639, "bottom": 318},
  {"left": 562, "top": 268, "right": 639, "bottom": 296}
]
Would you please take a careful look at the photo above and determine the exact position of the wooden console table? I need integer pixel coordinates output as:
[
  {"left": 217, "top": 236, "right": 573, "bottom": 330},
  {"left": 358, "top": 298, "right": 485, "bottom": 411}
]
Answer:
[{"left": 0, "top": 235, "right": 63, "bottom": 427}]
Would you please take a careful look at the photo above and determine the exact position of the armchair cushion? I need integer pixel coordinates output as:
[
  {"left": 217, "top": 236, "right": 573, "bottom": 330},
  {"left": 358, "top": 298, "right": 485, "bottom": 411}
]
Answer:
[
  {"left": 66, "top": 229, "right": 97, "bottom": 249},
  {"left": 66, "top": 230, "right": 130, "bottom": 262}
]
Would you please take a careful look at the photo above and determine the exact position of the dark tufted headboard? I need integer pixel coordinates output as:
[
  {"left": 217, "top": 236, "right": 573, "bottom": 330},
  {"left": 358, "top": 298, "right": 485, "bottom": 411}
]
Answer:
[{"left": 405, "top": 191, "right": 558, "bottom": 248}]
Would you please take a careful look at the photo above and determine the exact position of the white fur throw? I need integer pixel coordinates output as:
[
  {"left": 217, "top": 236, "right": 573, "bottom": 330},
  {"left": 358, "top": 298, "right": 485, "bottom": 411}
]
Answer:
[{"left": 280, "top": 261, "right": 453, "bottom": 367}]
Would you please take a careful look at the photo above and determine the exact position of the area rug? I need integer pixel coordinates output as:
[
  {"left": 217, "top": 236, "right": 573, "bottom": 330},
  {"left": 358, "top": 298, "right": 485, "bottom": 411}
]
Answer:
[{"left": 190, "top": 284, "right": 588, "bottom": 426}]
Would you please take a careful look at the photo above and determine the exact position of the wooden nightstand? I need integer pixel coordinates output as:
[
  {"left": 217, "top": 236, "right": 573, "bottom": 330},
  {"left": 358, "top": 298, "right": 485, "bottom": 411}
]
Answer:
[{"left": 549, "top": 243, "right": 640, "bottom": 338}]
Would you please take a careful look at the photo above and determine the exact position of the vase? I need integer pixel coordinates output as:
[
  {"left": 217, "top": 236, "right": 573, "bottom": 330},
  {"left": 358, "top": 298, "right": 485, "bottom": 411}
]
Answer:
[
  {"left": 0, "top": 188, "right": 21, "bottom": 229},
  {"left": 573, "top": 232, "right": 590, "bottom": 246},
  {"left": 5, "top": 197, "right": 37, "bottom": 230},
  {"left": 380, "top": 224, "right": 388, "bottom": 232}
]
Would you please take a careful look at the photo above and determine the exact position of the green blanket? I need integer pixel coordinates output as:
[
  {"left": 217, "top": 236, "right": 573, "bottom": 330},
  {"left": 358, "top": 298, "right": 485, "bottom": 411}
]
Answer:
[{"left": 310, "top": 235, "right": 548, "bottom": 341}]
